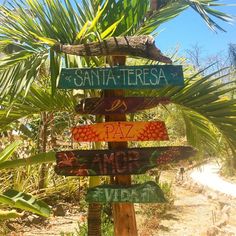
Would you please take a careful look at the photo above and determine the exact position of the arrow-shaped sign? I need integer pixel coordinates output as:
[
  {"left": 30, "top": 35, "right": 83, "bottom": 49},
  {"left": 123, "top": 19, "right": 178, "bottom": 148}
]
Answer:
[
  {"left": 76, "top": 97, "right": 170, "bottom": 115},
  {"left": 55, "top": 146, "right": 196, "bottom": 176},
  {"left": 58, "top": 65, "right": 184, "bottom": 90},
  {"left": 72, "top": 121, "right": 168, "bottom": 142},
  {"left": 86, "top": 181, "right": 166, "bottom": 203}
]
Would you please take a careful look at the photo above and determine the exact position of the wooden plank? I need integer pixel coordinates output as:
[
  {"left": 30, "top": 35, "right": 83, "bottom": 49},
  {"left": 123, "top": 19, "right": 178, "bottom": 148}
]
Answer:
[
  {"left": 71, "top": 121, "right": 168, "bottom": 142},
  {"left": 53, "top": 35, "right": 172, "bottom": 63},
  {"left": 58, "top": 65, "right": 184, "bottom": 89},
  {"left": 54, "top": 146, "right": 196, "bottom": 176},
  {"left": 75, "top": 97, "right": 170, "bottom": 115},
  {"left": 85, "top": 181, "right": 166, "bottom": 203}
]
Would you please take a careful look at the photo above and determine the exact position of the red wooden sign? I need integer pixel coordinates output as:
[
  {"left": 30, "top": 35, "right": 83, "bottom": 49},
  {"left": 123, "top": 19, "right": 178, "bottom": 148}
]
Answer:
[
  {"left": 75, "top": 97, "right": 170, "bottom": 115},
  {"left": 72, "top": 121, "right": 168, "bottom": 142},
  {"left": 55, "top": 146, "right": 196, "bottom": 176}
]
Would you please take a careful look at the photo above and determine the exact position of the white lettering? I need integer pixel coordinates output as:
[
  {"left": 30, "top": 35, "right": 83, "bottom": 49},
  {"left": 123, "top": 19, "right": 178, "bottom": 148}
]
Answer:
[
  {"left": 135, "top": 69, "right": 143, "bottom": 85},
  {"left": 143, "top": 68, "right": 150, "bottom": 85},
  {"left": 74, "top": 70, "right": 83, "bottom": 86},
  {"left": 120, "top": 69, "right": 129, "bottom": 85},
  {"left": 113, "top": 189, "right": 118, "bottom": 201},
  {"left": 100, "top": 69, "right": 106, "bottom": 85},
  {"left": 150, "top": 68, "right": 159, "bottom": 85},
  {"left": 74, "top": 77, "right": 83, "bottom": 86},
  {"left": 127, "top": 69, "right": 135, "bottom": 85},
  {"left": 91, "top": 70, "right": 100, "bottom": 86},
  {"left": 84, "top": 71, "right": 91, "bottom": 86},
  {"left": 107, "top": 70, "right": 116, "bottom": 86},
  {"left": 159, "top": 68, "right": 168, "bottom": 84},
  {"left": 105, "top": 189, "right": 115, "bottom": 201}
]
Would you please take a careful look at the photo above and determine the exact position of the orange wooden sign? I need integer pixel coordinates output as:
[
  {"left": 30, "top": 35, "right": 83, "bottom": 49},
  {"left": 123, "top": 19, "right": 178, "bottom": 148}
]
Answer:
[{"left": 72, "top": 121, "right": 168, "bottom": 142}]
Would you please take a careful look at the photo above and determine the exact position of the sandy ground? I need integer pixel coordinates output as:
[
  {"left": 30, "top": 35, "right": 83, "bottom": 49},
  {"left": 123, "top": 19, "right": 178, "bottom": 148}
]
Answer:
[
  {"left": 154, "top": 164, "right": 236, "bottom": 236},
  {"left": 190, "top": 163, "right": 236, "bottom": 197},
  {"left": 7, "top": 162, "right": 236, "bottom": 236}
]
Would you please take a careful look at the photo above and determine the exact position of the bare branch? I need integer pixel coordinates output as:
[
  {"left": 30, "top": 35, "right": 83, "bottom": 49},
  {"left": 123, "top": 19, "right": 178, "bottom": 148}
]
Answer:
[{"left": 53, "top": 35, "right": 172, "bottom": 64}]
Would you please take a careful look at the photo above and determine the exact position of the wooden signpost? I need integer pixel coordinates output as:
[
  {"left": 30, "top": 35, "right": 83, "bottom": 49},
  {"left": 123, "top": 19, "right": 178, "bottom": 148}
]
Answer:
[
  {"left": 75, "top": 97, "right": 170, "bottom": 115},
  {"left": 86, "top": 181, "right": 166, "bottom": 203},
  {"left": 58, "top": 65, "right": 184, "bottom": 90},
  {"left": 54, "top": 32, "right": 192, "bottom": 236},
  {"left": 72, "top": 121, "right": 168, "bottom": 142},
  {"left": 55, "top": 146, "right": 196, "bottom": 176}
]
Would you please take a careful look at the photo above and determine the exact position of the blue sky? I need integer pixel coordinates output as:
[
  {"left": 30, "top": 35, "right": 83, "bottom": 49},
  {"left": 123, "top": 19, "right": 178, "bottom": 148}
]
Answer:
[
  {"left": 156, "top": 3, "right": 236, "bottom": 59},
  {"left": 1, "top": 0, "right": 235, "bottom": 58}
]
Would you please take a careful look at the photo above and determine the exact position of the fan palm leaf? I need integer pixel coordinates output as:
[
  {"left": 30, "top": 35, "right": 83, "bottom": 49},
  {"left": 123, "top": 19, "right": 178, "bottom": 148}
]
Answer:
[
  {"left": 0, "top": 85, "right": 76, "bottom": 130},
  {"left": 129, "top": 65, "right": 236, "bottom": 155}
]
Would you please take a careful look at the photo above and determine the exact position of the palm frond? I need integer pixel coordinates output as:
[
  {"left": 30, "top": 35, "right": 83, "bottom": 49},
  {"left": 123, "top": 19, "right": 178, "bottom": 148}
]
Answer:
[
  {"left": 129, "top": 65, "right": 236, "bottom": 154},
  {"left": 98, "top": 0, "right": 233, "bottom": 36},
  {"left": 0, "top": 50, "right": 48, "bottom": 101},
  {"left": 0, "top": 85, "right": 76, "bottom": 130},
  {"left": 171, "top": 69, "right": 236, "bottom": 152},
  {"left": 185, "top": 0, "right": 233, "bottom": 32},
  {"left": 0, "top": 141, "right": 21, "bottom": 164}
]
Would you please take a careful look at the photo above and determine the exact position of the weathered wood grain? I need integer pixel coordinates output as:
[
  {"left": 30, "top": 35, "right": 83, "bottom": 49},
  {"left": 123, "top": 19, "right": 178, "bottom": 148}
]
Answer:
[
  {"left": 86, "top": 181, "right": 166, "bottom": 203},
  {"left": 53, "top": 35, "right": 172, "bottom": 63},
  {"left": 104, "top": 56, "right": 137, "bottom": 236},
  {"left": 58, "top": 65, "right": 184, "bottom": 89},
  {"left": 55, "top": 146, "right": 196, "bottom": 176},
  {"left": 71, "top": 121, "right": 168, "bottom": 142},
  {"left": 75, "top": 97, "right": 170, "bottom": 115}
]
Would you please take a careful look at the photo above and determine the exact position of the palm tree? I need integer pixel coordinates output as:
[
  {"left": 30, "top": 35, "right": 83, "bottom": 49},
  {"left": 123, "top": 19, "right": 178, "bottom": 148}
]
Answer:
[{"left": 0, "top": 0, "right": 235, "bottom": 235}]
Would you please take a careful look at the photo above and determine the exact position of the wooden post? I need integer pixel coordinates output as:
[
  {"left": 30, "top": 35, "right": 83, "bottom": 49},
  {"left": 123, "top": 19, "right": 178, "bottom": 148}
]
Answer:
[
  {"left": 105, "top": 56, "right": 138, "bottom": 236},
  {"left": 87, "top": 118, "right": 102, "bottom": 236},
  {"left": 88, "top": 177, "right": 101, "bottom": 236}
]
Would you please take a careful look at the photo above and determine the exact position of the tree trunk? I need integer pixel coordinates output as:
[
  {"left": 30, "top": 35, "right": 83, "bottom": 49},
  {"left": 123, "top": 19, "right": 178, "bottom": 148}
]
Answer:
[
  {"left": 53, "top": 35, "right": 171, "bottom": 63},
  {"left": 105, "top": 56, "right": 138, "bottom": 236},
  {"left": 38, "top": 112, "right": 48, "bottom": 189},
  {"left": 87, "top": 175, "right": 101, "bottom": 236},
  {"left": 87, "top": 203, "right": 102, "bottom": 236}
]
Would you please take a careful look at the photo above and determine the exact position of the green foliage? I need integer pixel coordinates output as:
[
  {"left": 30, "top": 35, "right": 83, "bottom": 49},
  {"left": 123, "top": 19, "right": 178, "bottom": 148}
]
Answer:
[
  {"left": 0, "top": 0, "right": 235, "bottom": 233},
  {"left": 129, "top": 65, "right": 236, "bottom": 157},
  {"left": 0, "top": 209, "right": 23, "bottom": 221},
  {"left": 77, "top": 211, "right": 113, "bottom": 236},
  {"left": 0, "top": 189, "right": 51, "bottom": 217},
  {"left": 0, "top": 140, "right": 21, "bottom": 164},
  {"left": 0, "top": 0, "right": 232, "bottom": 100},
  {"left": 0, "top": 142, "right": 51, "bottom": 220},
  {"left": 0, "top": 85, "right": 75, "bottom": 130},
  {"left": 0, "top": 151, "right": 56, "bottom": 170}
]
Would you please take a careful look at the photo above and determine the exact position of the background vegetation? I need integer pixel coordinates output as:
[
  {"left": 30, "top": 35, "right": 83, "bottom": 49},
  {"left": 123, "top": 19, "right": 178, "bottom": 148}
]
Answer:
[{"left": 0, "top": 0, "right": 235, "bottom": 235}]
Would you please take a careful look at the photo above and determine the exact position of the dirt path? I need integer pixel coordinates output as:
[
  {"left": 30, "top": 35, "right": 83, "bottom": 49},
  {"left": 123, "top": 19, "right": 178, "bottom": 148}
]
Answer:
[
  {"left": 190, "top": 163, "right": 236, "bottom": 197},
  {"left": 8, "top": 213, "right": 85, "bottom": 236},
  {"left": 156, "top": 185, "right": 213, "bottom": 235},
  {"left": 155, "top": 169, "right": 236, "bottom": 236},
  {"left": 22, "top": 214, "right": 82, "bottom": 236},
  {"left": 8, "top": 164, "right": 236, "bottom": 236}
]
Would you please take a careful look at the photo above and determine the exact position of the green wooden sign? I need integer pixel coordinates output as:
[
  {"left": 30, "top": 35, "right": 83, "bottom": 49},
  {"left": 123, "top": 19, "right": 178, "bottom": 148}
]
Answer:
[
  {"left": 86, "top": 181, "right": 166, "bottom": 203},
  {"left": 58, "top": 65, "right": 184, "bottom": 89}
]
